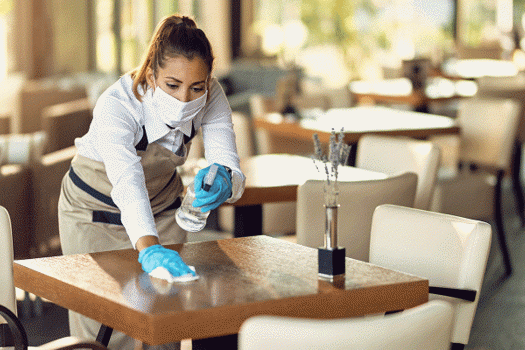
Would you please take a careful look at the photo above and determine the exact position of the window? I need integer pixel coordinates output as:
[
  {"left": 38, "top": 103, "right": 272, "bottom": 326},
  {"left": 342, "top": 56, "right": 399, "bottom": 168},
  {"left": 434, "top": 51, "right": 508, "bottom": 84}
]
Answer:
[
  {"left": 0, "top": 0, "right": 14, "bottom": 80},
  {"left": 94, "top": 0, "right": 202, "bottom": 75},
  {"left": 95, "top": 0, "right": 117, "bottom": 73},
  {"left": 252, "top": 0, "right": 455, "bottom": 86}
]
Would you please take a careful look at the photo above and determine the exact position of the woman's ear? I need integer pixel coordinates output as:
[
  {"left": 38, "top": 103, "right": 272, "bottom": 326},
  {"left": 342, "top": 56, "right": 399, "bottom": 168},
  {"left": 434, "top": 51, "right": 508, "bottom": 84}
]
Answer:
[
  {"left": 206, "top": 76, "right": 212, "bottom": 99},
  {"left": 146, "top": 67, "right": 155, "bottom": 90}
]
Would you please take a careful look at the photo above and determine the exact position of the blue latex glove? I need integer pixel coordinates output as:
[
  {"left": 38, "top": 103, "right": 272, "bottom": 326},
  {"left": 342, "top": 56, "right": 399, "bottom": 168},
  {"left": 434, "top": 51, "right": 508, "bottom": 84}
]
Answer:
[
  {"left": 192, "top": 163, "right": 232, "bottom": 212},
  {"left": 138, "top": 245, "right": 195, "bottom": 277}
]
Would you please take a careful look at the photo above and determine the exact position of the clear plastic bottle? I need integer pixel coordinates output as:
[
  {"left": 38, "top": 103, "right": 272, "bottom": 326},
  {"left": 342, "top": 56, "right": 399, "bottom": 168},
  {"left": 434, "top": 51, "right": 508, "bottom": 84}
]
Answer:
[
  {"left": 175, "top": 181, "right": 210, "bottom": 232},
  {"left": 175, "top": 164, "right": 219, "bottom": 232}
]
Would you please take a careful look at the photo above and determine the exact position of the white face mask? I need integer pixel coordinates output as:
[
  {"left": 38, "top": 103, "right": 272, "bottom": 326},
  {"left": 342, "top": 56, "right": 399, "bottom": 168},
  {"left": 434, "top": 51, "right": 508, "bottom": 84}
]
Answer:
[{"left": 152, "top": 80, "right": 208, "bottom": 128}]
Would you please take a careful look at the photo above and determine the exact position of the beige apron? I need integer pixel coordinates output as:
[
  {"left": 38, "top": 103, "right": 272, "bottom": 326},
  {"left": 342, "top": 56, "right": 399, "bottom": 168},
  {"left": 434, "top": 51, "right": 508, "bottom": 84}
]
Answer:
[{"left": 58, "top": 127, "right": 193, "bottom": 350}]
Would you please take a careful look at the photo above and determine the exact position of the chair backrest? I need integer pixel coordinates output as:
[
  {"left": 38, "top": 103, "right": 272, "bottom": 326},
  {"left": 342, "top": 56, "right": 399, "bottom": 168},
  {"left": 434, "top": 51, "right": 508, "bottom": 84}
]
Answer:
[
  {"left": 249, "top": 94, "right": 313, "bottom": 156},
  {"left": 0, "top": 206, "right": 16, "bottom": 316},
  {"left": 456, "top": 97, "right": 521, "bottom": 170},
  {"left": 231, "top": 111, "right": 256, "bottom": 159},
  {"left": 238, "top": 300, "right": 454, "bottom": 350},
  {"left": 17, "top": 79, "right": 87, "bottom": 133},
  {"left": 292, "top": 93, "right": 331, "bottom": 111},
  {"left": 356, "top": 134, "right": 441, "bottom": 210},
  {"left": 296, "top": 172, "right": 417, "bottom": 262},
  {"left": 249, "top": 94, "right": 275, "bottom": 155},
  {"left": 249, "top": 94, "right": 277, "bottom": 119},
  {"left": 369, "top": 204, "right": 492, "bottom": 345},
  {"left": 475, "top": 75, "right": 525, "bottom": 143},
  {"left": 41, "top": 97, "right": 92, "bottom": 154}
]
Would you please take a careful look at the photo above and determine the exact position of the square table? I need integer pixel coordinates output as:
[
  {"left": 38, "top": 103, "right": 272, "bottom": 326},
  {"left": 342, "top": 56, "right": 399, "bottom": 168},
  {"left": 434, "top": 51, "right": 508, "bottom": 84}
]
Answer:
[{"left": 14, "top": 236, "right": 428, "bottom": 347}]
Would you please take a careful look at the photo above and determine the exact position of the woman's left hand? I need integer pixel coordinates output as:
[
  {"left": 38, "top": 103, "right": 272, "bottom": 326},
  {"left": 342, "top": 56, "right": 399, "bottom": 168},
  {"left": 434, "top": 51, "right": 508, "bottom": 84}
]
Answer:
[{"left": 192, "top": 163, "right": 232, "bottom": 212}]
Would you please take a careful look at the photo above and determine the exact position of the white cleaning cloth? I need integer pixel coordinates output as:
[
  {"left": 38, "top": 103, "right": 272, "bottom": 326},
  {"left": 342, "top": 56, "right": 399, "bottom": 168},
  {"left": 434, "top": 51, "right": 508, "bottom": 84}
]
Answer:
[{"left": 149, "top": 266, "right": 199, "bottom": 283}]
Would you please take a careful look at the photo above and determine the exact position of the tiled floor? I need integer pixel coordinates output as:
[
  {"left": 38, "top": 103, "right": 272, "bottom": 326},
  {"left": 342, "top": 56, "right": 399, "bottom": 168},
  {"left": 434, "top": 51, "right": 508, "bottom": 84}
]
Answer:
[{"left": 16, "top": 178, "right": 525, "bottom": 349}]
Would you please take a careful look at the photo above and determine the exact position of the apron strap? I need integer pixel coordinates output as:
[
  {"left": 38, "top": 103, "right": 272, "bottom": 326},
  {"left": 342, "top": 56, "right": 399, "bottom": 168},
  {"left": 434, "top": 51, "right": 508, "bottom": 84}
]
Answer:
[
  {"left": 69, "top": 167, "right": 117, "bottom": 207},
  {"left": 92, "top": 197, "right": 181, "bottom": 225},
  {"left": 135, "top": 125, "right": 148, "bottom": 151},
  {"left": 69, "top": 166, "right": 182, "bottom": 226}
]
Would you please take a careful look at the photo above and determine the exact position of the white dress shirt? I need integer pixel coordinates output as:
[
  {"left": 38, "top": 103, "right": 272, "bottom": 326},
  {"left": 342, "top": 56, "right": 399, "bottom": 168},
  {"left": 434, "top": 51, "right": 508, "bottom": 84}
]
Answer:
[{"left": 75, "top": 74, "right": 245, "bottom": 247}]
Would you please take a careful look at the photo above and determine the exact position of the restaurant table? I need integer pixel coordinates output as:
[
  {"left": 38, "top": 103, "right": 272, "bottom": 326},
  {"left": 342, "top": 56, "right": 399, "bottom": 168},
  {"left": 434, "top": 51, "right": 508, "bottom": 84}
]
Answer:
[
  {"left": 253, "top": 106, "right": 460, "bottom": 149},
  {"left": 440, "top": 58, "right": 519, "bottom": 80},
  {"left": 349, "top": 77, "right": 477, "bottom": 113},
  {"left": 225, "top": 153, "right": 387, "bottom": 238},
  {"left": 14, "top": 235, "right": 429, "bottom": 348}
]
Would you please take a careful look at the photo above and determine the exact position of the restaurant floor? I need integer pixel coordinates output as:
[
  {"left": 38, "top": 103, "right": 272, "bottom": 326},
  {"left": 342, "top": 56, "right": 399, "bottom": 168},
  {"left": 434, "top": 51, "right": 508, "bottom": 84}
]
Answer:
[{"left": 16, "top": 178, "right": 525, "bottom": 349}]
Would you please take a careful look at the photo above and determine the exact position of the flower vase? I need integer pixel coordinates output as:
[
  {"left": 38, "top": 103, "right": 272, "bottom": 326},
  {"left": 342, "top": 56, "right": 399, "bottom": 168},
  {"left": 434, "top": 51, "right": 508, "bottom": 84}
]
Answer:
[{"left": 318, "top": 182, "right": 346, "bottom": 279}]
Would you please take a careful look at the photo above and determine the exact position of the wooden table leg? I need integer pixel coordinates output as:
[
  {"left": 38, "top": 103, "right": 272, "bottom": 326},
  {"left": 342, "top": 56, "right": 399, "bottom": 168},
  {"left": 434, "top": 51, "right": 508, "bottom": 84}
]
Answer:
[
  {"left": 96, "top": 324, "right": 113, "bottom": 347},
  {"left": 192, "top": 334, "right": 238, "bottom": 350},
  {"left": 414, "top": 104, "right": 430, "bottom": 114},
  {"left": 233, "top": 205, "right": 263, "bottom": 237}
]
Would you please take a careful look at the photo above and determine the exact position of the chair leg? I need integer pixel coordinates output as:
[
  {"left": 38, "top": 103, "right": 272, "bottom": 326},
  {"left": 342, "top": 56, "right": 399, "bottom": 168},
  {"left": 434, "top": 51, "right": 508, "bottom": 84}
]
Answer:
[
  {"left": 33, "top": 296, "right": 43, "bottom": 317},
  {"left": 96, "top": 324, "right": 113, "bottom": 347},
  {"left": 495, "top": 170, "right": 513, "bottom": 276},
  {"left": 511, "top": 141, "right": 525, "bottom": 226},
  {"left": 21, "top": 291, "right": 33, "bottom": 319}
]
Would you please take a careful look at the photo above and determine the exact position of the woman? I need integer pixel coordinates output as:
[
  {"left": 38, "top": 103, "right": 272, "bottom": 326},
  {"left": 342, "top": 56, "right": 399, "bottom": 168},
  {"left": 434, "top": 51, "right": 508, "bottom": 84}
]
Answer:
[{"left": 58, "top": 14, "right": 245, "bottom": 349}]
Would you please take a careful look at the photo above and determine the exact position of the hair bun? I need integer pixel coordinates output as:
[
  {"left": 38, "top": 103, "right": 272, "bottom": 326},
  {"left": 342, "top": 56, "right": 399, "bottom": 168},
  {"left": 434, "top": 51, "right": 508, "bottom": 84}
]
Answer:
[{"left": 180, "top": 16, "right": 196, "bottom": 28}]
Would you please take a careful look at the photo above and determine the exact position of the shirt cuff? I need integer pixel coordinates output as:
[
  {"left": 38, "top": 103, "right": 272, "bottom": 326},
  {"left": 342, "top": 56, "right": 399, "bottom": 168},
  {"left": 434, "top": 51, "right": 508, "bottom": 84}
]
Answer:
[{"left": 226, "top": 168, "right": 245, "bottom": 203}]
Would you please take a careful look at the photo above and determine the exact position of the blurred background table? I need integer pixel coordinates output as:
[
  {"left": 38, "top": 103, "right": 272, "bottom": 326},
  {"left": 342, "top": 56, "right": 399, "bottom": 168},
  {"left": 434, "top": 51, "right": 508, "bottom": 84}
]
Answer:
[
  {"left": 440, "top": 58, "right": 519, "bottom": 80},
  {"left": 226, "top": 154, "right": 387, "bottom": 237},
  {"left": 349, "top": 77, "right": 477, "bottom": 113},
  {"left": 254, "top": 106, "right": 460, "bottom": 150}
]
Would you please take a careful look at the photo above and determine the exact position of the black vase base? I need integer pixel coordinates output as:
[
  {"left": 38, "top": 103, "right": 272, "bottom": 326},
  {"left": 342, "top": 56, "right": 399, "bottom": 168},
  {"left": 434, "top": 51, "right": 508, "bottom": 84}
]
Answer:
[{"left": 318, "top": 246, "right": 346, "bottom": 277}]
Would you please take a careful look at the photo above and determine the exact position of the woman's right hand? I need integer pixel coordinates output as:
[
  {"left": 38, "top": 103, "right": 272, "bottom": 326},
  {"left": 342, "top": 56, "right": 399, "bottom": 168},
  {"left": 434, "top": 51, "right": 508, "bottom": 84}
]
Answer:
[{"left": 138, "top": 244, "right": 195, "bottom": 277}]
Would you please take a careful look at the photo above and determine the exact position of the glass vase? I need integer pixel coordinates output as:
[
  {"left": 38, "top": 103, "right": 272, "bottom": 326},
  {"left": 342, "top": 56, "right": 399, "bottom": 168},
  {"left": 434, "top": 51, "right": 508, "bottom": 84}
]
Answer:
[{"left": 323, "top": 181, "right": 339, "bottom": 249}]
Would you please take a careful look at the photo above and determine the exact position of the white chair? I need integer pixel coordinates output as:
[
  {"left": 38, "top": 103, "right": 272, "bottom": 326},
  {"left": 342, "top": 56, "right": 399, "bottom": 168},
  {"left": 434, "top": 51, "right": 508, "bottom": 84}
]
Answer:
[
  {"left": 369, "top": 204, "right": 492, "bottom": 350},
  {"left": 430, "top": 97, "right": 521, "bottom": 276},
  {"left": 0, "top": 206, "right": 109, "bottom": 349},
  {"left": 0, "top": 131, "right": 47, "bottom": 165},
  {"left": 296, "top": 172, "right": 417, "bottom": 262},
  {"left": 219, "top": 112, "right": 296, "bottom": 236},
  {"left": 249, "top": 93, "right": 315, "bottom": 156},
  {"left": 238, "top": 300, "right": 454, "bottom": 350},
  {"left": 475, "top": 74, "right": 525, "bottom": 225},
  {"left": 249, "top": 94, "right": 275, "bottom": 155},
  {"left": 0, "top": 135, "right": 7, "bottom": 165},
  {"left": 356, "top": 134, "right": 441, "bottom": 210}
]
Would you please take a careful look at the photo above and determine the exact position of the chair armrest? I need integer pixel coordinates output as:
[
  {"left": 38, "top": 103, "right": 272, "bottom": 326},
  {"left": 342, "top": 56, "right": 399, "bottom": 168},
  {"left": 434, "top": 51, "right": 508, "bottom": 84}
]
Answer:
[
  {"left": 0, "top": 304, "right": 29, "bottom": 348},
  {"left": 0, "top": 164, "right": 33, "bottom": 259},
  {"left": 0, "top": 305, "right": 108, "bottom": 350},
  {"left": 36, "top": 336, "right": 108, "bottom": 350},
  {"left": 31, "top": 146, "right": 76, "bottom": 257},
  {"left": 429, "top": 286, "right": 477, "bottom": 302}
]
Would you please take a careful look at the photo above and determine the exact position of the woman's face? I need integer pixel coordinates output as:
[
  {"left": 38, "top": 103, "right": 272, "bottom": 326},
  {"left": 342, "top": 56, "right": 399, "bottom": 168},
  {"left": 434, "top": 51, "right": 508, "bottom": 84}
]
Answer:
[{"left": 150, "top": 56, "right": 208, "bottom": 102}]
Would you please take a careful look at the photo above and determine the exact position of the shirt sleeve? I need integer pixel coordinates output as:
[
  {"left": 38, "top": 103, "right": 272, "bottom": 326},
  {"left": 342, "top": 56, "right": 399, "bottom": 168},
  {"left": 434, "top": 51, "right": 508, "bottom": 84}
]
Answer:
[
  {"left": 201, "top": 78, "right": 246, "bottom": 203},
  {"left": 91, "top": 95, "right": 158, "bottom": 248}
]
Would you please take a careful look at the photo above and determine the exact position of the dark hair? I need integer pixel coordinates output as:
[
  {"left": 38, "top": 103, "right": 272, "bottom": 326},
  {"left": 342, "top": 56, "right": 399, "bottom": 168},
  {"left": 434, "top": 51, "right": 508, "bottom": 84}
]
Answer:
[{"left": 130, "top": 14, "right": 214, "bottom": 101}]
